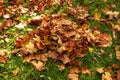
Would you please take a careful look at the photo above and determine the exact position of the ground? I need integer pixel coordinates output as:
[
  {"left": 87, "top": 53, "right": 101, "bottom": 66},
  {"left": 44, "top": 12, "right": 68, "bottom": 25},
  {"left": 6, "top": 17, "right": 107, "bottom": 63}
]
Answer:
[{"left": 0, "top": 0, "right": 120, "bottom": 80}]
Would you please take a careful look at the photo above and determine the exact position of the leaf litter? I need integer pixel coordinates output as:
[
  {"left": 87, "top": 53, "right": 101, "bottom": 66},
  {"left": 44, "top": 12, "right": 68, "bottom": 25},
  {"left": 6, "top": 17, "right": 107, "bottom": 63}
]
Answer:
[{"left": 0, "top": 0, "right": 120, "bottom": 80}]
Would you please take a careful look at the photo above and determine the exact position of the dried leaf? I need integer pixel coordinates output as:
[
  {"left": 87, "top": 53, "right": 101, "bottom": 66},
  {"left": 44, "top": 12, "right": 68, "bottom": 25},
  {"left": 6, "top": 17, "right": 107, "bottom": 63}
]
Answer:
[
  {"left": 99, "top": 33, "right": 112, "bottom": 47},
  {"left": 59, "top": 54, "right": 70, "bottom": 64},
  {"left": 112, "top": 64, "right": 119, "bottom": 69},
  {"left": 102, "top": 72, "right": 113, "bottom": 80},
  {"left": 12, "top": 67, "right": 19, "bottom": 76},
  {"left": 96, "top": 68, "right": 104, "bottom": 74},
  {"left": 68, "top": 73, "right": 79, "bottom": 80},
  {"left": 0, "top": 50, "right": 8, "bottom": 64},
  {"left": 69, "top": 66, "right": 80, "bottom": 74},
  {"left": 81, "top": 66, "right": 91, "bottom": 74},
  {"left": 115, "top": 45, "right": 120, "bottom": 60},
  {"left": 58, "top": 64, "right": 65, "bottom": 71},
  {"left": 94, "top": 13, "right": 101, "bottom": 20},
  {"left": 3, "top": 19, "right": 12, "bottom": 29},
  {"left": 106, "top": 11, "right": 119, "bottom": 19},
  {"left": 47, "top": 51, "right": 58, "bottom": 59},
  {"left": 116, "top": 71, "right": 120, "bottom": 80},
  {"left": 23, "top": 54, "right": 35, "bottom": 62},
  {"left": 31, "top": 60, "right": 45, "bottom": 71}
]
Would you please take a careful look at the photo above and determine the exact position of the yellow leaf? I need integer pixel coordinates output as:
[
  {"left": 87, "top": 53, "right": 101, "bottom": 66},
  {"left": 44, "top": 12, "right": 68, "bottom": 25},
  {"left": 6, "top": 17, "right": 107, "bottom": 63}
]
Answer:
[
  {"left": 15, "top": 16, "right": 20, "bottom": 21},
  {"left": 34, "top": 35, "right": 45, "bottom": 45},
  {"left": 12, "top": 67, "right": 19, "bottom": 76},
  {"left": 89, "top": 47, "right": 94, "bottom": 53},
  {"left": 94, "top": 13, "right": 101, "bottom": 20}
]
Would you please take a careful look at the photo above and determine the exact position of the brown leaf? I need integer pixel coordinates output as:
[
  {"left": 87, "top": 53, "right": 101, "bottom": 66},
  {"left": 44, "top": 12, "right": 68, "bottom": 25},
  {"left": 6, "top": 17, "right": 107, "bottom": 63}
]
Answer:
[
  {"left": 112, "top": 64, "right": 119, "bottom": 69},
  {"left": 115, "top": 45, "right": 120, "bottom": 60},
  {"left": 69, "top": 66, "right": 80, "bottom": 74},
  {"left": 116, "top": 71, "right": 120, "bottom": 80},
  {"left": 58, "top": 64, "right": 65, "bottom": 71},
  {"left": 23, "top": 54, "right": 35, "bottom": 62},
  {"left": 12, "top": 67, "right": 19, "bottom": 76},
  {"left": 81, "top": 24, "right": 89, "bottom": 30},
  {"left": 59, "top": 54, "right": 70, "bottom": 64},
  {"left": 106, "top": 11, "right": 119, "bottom": 19},
  {"left": 0, "top": 51, "right": 8, "bottom": 64},
  {"left": 34, "top": 42, "right": 45, "bottom": 50},
  {"left": 81, "top": 66, "right": 91, "bottom": 74},
  {"left": 99, "top": 33, "right": 112, "bottom": 47},
  {"left": 68, "top": 73, "right": 79, "bottom": 80},
  {"left": 96, "top": 68, "right": 104, "bottom": 74},
  {"left": 3, "top": 19, "right": 12, "bottom": 29},
  {"left": 31, "top": 60, "right": 45, "bottom": 71},
  {"left": 47, "top": 51, "right": 58, "bottom": 59},
  {"left": 102, "top": 72, "right": 113, "bottom": 80}
]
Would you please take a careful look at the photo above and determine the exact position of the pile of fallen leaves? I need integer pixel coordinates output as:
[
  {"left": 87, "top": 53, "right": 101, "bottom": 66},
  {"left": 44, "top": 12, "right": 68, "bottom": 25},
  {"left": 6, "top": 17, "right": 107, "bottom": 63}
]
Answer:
[{"left": 0, "top": 0, "right": 120, "bottom": 80}]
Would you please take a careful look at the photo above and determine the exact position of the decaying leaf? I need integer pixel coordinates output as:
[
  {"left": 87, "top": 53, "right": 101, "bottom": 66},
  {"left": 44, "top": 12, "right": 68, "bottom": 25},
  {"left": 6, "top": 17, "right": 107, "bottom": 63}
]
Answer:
[{"left": 12, "top": 67, "right": 19, "bottom": 76}]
